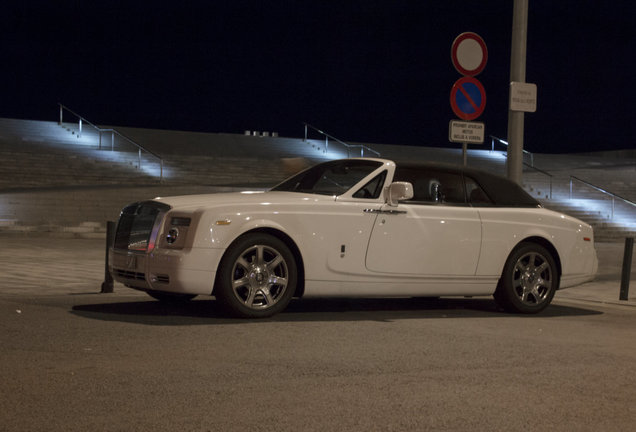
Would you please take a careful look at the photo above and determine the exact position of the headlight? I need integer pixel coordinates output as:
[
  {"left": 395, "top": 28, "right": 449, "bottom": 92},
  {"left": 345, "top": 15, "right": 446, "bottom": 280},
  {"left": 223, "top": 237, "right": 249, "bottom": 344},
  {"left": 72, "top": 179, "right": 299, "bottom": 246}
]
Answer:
[
  {"left": 162, "top": 216, "right": 192, "bottom": 248},
  {"left": 166, "top": 228, "right": 179, "bottom": 244}
]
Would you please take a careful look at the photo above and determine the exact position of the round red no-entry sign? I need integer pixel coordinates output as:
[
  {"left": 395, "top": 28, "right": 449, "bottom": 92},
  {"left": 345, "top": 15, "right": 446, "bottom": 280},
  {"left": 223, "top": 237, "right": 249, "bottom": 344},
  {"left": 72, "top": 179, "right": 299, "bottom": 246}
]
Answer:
[
  {"left": 451, "top": 32, "right": 488, "bottom": 76},
  {"left": 450, "top": 76, "right": 486, "bottom": 121}
]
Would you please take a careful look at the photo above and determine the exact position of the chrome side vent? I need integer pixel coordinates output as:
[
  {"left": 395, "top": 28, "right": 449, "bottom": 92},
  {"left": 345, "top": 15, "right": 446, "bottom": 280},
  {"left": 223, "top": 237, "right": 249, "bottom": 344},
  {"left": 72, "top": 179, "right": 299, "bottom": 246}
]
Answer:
[
  {"left": 154, "top": 274, "right": 170, "bottom": 284},
  {"left": 115, "top": 270, "right": 146, "bottom": 281}
]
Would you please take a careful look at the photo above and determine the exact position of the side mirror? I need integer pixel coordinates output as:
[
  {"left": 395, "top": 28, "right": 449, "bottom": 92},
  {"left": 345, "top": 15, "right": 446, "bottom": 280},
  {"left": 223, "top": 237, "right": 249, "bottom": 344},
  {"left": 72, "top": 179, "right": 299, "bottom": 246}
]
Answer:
[{"left": 385, "top": 182, "right": 413, "bottom": 207}]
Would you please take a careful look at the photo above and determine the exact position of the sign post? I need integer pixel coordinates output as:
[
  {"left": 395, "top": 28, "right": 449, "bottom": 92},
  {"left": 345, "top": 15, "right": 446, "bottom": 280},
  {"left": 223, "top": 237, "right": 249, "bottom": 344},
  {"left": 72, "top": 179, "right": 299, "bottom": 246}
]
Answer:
[
  {"left": 450, "top": 32, "right": 487, "bottom": 165},
  {"left": 507, "top": 0, "right": 529, "bottom": 185}
]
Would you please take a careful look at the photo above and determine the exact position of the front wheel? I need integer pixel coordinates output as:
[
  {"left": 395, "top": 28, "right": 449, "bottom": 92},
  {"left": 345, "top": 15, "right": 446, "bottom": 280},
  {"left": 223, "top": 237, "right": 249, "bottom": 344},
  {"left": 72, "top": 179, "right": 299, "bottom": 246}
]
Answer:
[
  {"left": 494, "top": 242, "right": 558, "bottom": 314},
  {"left": 215, "top": 233, "right": 297, "bottom": 318}
]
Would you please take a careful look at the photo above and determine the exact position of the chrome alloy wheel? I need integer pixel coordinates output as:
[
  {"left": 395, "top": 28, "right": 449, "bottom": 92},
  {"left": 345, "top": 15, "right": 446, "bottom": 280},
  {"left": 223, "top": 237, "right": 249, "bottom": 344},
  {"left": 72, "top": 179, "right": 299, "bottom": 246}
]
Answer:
[
  {"left": 230, "top": 244, "right": 289, "bottom": 310},
  {"left": 511, "top": 251, "right": 553, "bottom": 306}
]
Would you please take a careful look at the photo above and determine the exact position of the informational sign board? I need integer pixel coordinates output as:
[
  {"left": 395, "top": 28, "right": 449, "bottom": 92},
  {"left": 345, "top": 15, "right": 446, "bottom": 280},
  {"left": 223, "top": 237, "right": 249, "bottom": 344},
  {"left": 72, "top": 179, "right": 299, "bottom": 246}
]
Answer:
[
  {"left": 450, "top": 76, "right": 486, "bottom": 121},
  {"left": 451, "top": 32, "right": 488, "bottom": 76},
  {"left": 510, "top": 81, "right": 537, "bottom": 112},
  {"left": 449, "top": 120, "right": 485, "bottom": 144}
]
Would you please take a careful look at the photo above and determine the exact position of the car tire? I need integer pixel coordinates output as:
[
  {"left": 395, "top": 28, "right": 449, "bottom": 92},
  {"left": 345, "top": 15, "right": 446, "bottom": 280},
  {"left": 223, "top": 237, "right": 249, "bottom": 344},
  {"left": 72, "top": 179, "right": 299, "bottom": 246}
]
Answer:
[
  {"left": 494, "top": 242, "right": 558, "bottom": 314},
  {"left": 147, "top": 290, "right": 197, "bottom": 302},
  {"left": 215, "top": 233, "right": 297, "bottom": 318}
]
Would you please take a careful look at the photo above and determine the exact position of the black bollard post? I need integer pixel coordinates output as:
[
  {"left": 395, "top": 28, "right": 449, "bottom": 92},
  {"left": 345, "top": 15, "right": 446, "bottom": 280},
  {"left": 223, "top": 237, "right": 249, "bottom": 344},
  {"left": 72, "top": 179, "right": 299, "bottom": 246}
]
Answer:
[
  {"left": 101, "top": 221, "right": 116, "bottom": 293},
  {"left": 619, "top": 237, "right": 634, "bottom": 301}
]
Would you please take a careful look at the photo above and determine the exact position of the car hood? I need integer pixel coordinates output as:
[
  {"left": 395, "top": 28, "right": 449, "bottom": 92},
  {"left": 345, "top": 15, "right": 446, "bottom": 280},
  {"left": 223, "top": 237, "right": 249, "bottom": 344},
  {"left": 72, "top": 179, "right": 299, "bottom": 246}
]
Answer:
[{"left": 153, "top": 190, "right": 335, "bottom": 211}]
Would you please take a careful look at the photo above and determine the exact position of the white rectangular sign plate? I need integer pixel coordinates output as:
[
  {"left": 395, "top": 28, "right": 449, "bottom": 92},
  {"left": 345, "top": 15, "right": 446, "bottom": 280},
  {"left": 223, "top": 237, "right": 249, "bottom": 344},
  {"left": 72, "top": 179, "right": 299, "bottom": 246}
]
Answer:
[
  {"left": 510, "top": 81, "right": 537, "bottom": 112},
  {"left": 449, "top": 120, "right": 485, "bottom": 144}
]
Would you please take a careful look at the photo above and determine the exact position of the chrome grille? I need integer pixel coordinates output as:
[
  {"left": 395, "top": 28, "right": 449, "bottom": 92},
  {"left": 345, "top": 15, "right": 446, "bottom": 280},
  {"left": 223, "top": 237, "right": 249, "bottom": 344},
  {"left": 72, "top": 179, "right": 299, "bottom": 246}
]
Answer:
[{"left": 114, "top": 201, "right": 170, "bottom": 251}]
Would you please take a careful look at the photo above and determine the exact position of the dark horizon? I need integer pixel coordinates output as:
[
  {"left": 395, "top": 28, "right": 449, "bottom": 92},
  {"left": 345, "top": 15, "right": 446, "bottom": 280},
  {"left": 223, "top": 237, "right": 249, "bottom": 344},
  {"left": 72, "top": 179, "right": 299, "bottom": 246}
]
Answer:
[{"left": 2, "top": 1, "right": 634, "bottom": 154}]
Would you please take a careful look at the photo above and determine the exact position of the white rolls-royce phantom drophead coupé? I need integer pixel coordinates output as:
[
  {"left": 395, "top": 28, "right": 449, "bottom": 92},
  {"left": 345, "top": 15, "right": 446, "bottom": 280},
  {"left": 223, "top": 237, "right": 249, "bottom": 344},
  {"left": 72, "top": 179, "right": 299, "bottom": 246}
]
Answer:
[{"left": 109, "top": 158, "right": 597, "bottom": 318}]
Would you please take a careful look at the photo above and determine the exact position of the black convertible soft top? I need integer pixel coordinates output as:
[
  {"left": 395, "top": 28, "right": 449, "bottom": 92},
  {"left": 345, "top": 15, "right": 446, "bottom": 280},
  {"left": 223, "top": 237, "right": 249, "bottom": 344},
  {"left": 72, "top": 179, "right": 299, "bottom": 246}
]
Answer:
[{"left": 398, "top": 162, "right": 541, "bottom": 208}]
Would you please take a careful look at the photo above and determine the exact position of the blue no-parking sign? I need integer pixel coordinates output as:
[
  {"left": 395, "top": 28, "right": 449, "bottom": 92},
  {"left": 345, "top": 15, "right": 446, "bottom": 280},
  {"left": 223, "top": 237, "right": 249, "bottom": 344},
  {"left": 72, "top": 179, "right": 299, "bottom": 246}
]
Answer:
[{"left": 450, "top": 76, "right": 486, "bottom": 121}]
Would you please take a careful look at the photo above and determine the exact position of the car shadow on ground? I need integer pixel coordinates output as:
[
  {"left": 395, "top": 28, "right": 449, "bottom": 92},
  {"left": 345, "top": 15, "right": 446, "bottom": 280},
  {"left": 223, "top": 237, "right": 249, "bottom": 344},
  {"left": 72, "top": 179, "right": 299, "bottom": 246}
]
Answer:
[{"left": 70, "top": 296, "right": 602, "bottom": 325}]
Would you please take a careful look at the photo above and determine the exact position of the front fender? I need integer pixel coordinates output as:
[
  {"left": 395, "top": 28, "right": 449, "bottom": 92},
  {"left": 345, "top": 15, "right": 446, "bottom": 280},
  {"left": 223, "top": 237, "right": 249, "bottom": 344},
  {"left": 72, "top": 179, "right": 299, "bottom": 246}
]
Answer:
[{"left": 193, "top": 211, "right": 296, "bottom": 251}]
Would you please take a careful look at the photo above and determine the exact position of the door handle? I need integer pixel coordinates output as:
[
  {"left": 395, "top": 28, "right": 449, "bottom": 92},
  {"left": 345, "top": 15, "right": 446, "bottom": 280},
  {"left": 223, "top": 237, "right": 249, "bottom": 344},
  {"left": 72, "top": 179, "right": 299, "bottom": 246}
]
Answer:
[{"left": 364, "top": 208, "right": 406, "bottom": 215}]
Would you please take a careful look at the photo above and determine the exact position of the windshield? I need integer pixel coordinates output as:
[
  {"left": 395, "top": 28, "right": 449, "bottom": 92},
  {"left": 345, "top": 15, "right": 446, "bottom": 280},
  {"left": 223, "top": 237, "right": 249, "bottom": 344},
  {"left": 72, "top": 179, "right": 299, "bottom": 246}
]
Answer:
[{"left": 272, "top": 159, "right": 384, "bottom": 196}]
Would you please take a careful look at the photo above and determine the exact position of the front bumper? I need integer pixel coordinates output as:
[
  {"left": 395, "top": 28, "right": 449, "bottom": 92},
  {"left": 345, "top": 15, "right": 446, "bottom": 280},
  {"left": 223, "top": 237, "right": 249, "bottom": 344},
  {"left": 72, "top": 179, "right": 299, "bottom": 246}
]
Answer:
[{"left": 109, "top": 247, "right": 225, "bottom": 295}]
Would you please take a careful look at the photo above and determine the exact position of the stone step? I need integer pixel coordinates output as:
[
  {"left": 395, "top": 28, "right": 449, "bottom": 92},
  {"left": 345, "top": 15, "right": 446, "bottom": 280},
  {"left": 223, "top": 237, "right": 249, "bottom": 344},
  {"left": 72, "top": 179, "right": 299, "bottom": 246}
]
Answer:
[
  {"left": 541, "top": 198, "right": 636, "bottom": 242},
  {"left": 0, "top": 185, "right": 252, "bottom": 227}
]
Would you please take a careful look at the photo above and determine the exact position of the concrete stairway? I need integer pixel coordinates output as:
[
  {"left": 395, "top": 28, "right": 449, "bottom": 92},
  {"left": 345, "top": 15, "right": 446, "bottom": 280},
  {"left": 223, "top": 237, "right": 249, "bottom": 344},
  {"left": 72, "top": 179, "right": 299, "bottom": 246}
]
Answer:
[
  {"left": 0, "top": 118, "right": 160, "bottom": 190},
  {"left": 114, "top": 125, "right": 349, "bottom": 160},
  {"left": 0, "top": 117, "right": 634, "bottom": 241},
  {"left": 539, "top": 199, "right": 636, "bottom": 242},
  {"left": 0, "top": 118, "right": 343, "bottom": 235}
]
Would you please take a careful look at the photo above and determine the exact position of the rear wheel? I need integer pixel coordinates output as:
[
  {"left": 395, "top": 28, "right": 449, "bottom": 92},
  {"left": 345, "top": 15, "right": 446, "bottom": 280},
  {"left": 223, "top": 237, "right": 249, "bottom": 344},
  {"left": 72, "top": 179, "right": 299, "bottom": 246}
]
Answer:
[
  {"left": 494, "top": 242, "right": 558, "bottom": 314},
  {"left": 215, "top": 233, "right": 297, "bottom": 318}
]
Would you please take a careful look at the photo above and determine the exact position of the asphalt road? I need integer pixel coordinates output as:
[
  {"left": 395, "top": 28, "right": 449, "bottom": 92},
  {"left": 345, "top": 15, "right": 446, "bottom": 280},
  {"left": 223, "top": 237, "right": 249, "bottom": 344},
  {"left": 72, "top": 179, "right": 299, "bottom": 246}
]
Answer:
[{"left": 1, "top": 237, "right": 635, "bottom": 431}]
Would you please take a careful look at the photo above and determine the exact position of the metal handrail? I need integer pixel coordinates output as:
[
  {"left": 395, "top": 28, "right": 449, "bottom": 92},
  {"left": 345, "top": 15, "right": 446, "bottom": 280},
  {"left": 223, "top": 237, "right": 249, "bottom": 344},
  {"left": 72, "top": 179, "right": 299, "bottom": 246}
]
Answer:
[
  {"left": 490, "top": 135, "right": 552, "bottom": 198},
  {"left": 569, "top": 175, "right": 636, "bottom": 219},
  {"left": 490, "top": 135, "right": 534, "bottom": 167},
  {"left": 58, "top": 103, "right": 163, "bottom": 181},
  {"left": 527, "top": 164, "right": 553, "bottom": 199},
  {"left": 303, "top": 122, "right": 381, "bottom": 158}
]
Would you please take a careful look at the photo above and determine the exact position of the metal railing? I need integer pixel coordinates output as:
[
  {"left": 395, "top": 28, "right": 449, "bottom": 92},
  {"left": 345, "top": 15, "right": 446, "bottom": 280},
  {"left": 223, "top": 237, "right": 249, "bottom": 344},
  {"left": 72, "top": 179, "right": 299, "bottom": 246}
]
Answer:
[
  {"left": 569, "top": 175, "right": 636, "bottom": 219},
  {"left": 303, "top": 123, "right": 381, "bottom": 158},
  {"left": 527, "top": 165, "right": 553, "bottom": 199},
  {"left": 58, "top": 104, "right": 164, "bottom": 181},
  {"left": 490, "top": 135, "right": 552, "bottom": 198},
  {"left": 490, "top": 135, "right": 534, "bottom": 167}
]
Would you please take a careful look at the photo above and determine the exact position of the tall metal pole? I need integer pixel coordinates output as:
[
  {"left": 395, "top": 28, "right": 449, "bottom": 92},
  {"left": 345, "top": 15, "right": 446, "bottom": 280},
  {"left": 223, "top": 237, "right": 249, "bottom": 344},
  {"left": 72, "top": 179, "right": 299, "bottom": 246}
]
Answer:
[{"left": 507, "top": 0, "right": 529, "bottom": 185}]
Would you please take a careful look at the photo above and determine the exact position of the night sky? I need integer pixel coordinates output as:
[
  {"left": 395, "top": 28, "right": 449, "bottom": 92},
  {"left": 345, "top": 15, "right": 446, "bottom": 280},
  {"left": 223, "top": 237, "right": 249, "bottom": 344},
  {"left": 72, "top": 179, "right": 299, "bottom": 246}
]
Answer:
[{"left": 2, "top": 1, "right": 634, "bottom": 153}]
